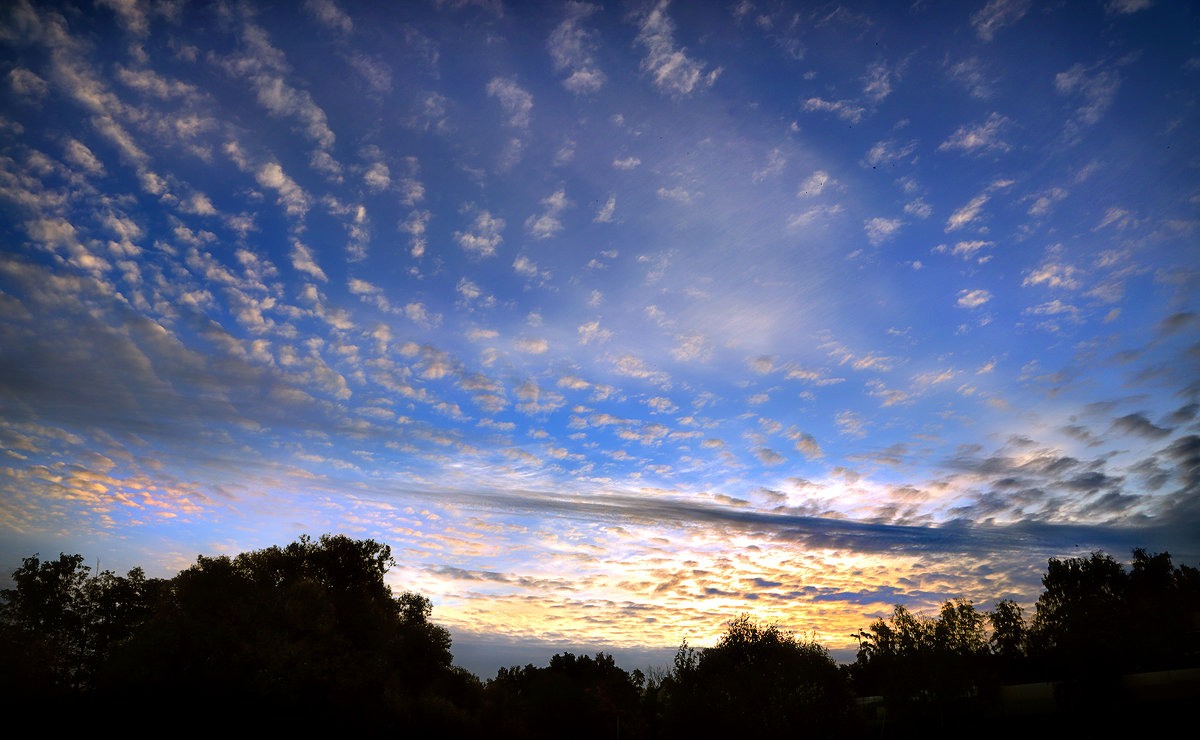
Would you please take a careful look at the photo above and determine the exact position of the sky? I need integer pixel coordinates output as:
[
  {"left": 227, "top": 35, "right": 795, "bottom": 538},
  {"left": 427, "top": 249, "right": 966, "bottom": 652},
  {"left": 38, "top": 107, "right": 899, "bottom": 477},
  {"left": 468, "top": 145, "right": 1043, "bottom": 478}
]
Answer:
[{"left": 1, "top": 0, "right": 1198, "bottom": 677}]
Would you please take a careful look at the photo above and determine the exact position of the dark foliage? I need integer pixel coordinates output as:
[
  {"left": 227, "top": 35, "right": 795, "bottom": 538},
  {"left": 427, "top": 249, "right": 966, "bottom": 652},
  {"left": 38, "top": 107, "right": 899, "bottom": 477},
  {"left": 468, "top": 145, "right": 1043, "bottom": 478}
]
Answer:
[
  {"left": 661, "top": 615, "right": 853, "bottom": 739},
  {"left": 484, "top": 651, "right": 645, "bottom": 739},
  {"left": 3, "top": 541, "right": 1198, "bottom": 734}
]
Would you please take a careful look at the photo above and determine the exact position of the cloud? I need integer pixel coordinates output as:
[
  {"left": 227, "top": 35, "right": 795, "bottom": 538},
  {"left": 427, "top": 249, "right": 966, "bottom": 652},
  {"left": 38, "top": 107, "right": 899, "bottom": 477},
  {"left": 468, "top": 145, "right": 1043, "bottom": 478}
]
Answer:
[
  {"left": 671, "top": 333, "right": 711, "bottom": 362},
  {"left": 363, "top": 162, "right": 390, "bottom": 192},
  {"left": 613, "top": 156, "right": 642, "bottom": 170},
  {"left": 97, "top": 0, "right": 150, "bottom": 36},
  {"left": 750, "top": 147, "right": 787, "bottom": 182},
  {"left": 1056, "top": 63, "right": 1121, "bottom": 137},
  {"left": 486, "top": 77, "right": 533, "bottom": 128},
  {"left": 862, "top": 61, "right": 893, "bottom": 103},
  {"left": 971, "top": 0, "right": 1031, "bottom": 42},
  {"left": 797, "top": 170, "right": 833, "bottom": 197},
  {"left": 289, "top": 240, "right": 327, "bottom": 281},
  {"left": 934, "top": 240, "right": 993, "bottom": 262},
  {"left": 578, "top": 321, "right": 613, "bottom": 345},
  {"left": 956, "top": 289, "right": 993, "bottom": 308},
  {"left": 1027, "top": 188, "right": 1068, "bottom": 217},
  {"left": 635, "top": 0, "right": 721, "bottom": 96},
  {"left": 228, "top": 22, "right": 339, "bottom": 165},
  {"left": 254, "top": 160, "right": 310, "bottom": 218},
  {"left": 525, "top": 189, "right": 569, "bottom": 238},
  {"left": 836, "top": 410, "right": 867, "bottom": 438},
  {"left": 756, "top": 447, "right": 786, "bottom": 465},
  {"left": 802, "top": 97, "right": 865, "bottom": 124},
  {"left": 788, "top": 429, "right": 823, "bottom": 459},
  {"left": 945, "top": 193, "right": 989, "bottom": 232},
  {"left": 548, "top": 2, "right": 606, "bottom": 94},
  {"left": 514, "top": 337, "right": 550, "bottom": 354},
  {"left": 904, "top": 200, "right": 931, "bottom": 218},
  {"left": 454, "top": 208, "right": 505, "bottom": 257},
  {"left": 938, "top": 113, "right": 1010, "bottom": 154},
  {"left": 1111, "top": 413, "right": 1171, "bottom": 439},
  {"left": 612, "top": 354, "right": 670, "bottom": 385},
  {"left": 657, "top": 186, "right": 697, "bottom": 203},
  {"left": 1022, "top": 262, "right": 1080, "bottom": 290},
  {"left": 7, "top": 68, "right": 48, "bottom": 99},
  {"left": 594, "top": 196, "right": 616, "bottom": 223},
  {"left": 947, "top": 57, "right": 993, "bottom": 99},
  {"left": 64, "top": 139, "right": 105, "bottom": 175},
  {"left": 863, "top": 139, "right": 917, "bottom": 168},
  {"left": 865, "top": 217, "right": 903, "bottom": 245},
  {"left": 1106, "top": 0, "right": 1152, "bottom": 14},
  {"left": 304, "top": 0, "right": 353, "bottom": 34},
  {"left": 787, "top": 205, "right": 843, "bottom": 229}
]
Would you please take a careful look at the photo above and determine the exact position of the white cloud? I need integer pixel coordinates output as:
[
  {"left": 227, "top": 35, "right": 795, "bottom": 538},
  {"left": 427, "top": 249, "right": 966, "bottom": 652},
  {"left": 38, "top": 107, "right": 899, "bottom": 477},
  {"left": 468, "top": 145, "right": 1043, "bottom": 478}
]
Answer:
[
  {"left": 945, "top": 193, "right": 989, "bottom": 232},
  {"left": 304, "top": 0, "right": 353, "bottom": 34},
  {"left": 97, "top": 0, "right": 149, "bottom": 36},
  {"left": 255, "top": 161, "right": 310, "bottom": 217},
  {"left": 671, "top": 333, "right": 712, "bottom": 362},
  {"left": 594, "top": 195, "right": 616, "bottom": 223},
  {"left": 865, "top": 217, "right": 903, "bottom": 245},
  {"left": 797, "top": 170, "right": 833, "bottom": 197},
  {"left": 863, "top": 139, "right": 917, "bottom": 168},
  {"left": 934, "top": 240, "right": 993, "bottom": 261},
  {"left": 612, "top": 353, "right": 670, "bottom": 385},
  {"left": 635, "top": 0, "right": 721, "bottom": 96},
  {"left": 1095, "top": 207, "right": 1132, "bottom": 230},
  {"left": 1056, "top": 63, "right": 1121, "bottom": 135},
  {"left": 1023, "top": 262, "right": 1081, "bottom": 290},
  {"left": 1106, "top": 0, "right": 1152, "bottom": 14},
  {"left": 862, "top": 61, "right": 893, "bottom": 103},
  {"left": 904, "top": 199, "right": 932, "bottom": 219},
  {"left": 836, "top": 410, "right": 867, "bottom": 438},
  {"left": 456, "top": 278, "right": 494, "bottom": 309},
  {"left": 613, "top": 156, "right": 642, "bottom": 170},
  {"left": 787, "top": 204, "right": 843, "bottom": 229},
  {"left": 525, "top": 189, "right": 569, "bottom": 238},
  {"left": 645, "top": 396, "right": 677, "bottom": 414},
  {"left": 1027, "top": 188, "right": 1068, "bottom": 217},
  {"left": 454, "top": 209, "right": 505, "bottom": 257},
  {"left": 578, "top": 320, "right": 613, "bottom": 345},
  {"left": 802, "top": 97, "right": 865, "bottom": 124},
  {"left": 938, "top": 113, "right": 1010, "bottom": 154},
  {"left": 548, "top": 2, "right": 606, "bottom": 94},
  {"left": 231, "top": 23, "right": 339, "bottom": 162},
  {"left": 486, "top": 77, "right": 533, "bottom": 128},
  {"left": 400, "top": 209, "right": 431, "bottom": 258},
  {"left": 956, "top": 289, "right": 993, "bottom": 308},
  {"left": 947, "top": 57, "right": 993, "bottom": 99},
  {"left": 64, "top": 139, "right": 104, "bottom": 175},
  {"left": 364, "top": 162, "right": 390, "bottom": 192},
  {"left": 657, "top": 186, "right": 696, "bottom": 203},
  {"left": 289, "top": 240, "right": 327, "bottom": 281},
  {"left": 971, "top": 0, "right": 1031, "bottom": 42},
  {"left": 752, "top": 147, "right": 787, "bottom": 182},
  {"left": 514, "top": 336, "right": 550, "bottom": 354},
  {"left": 8, "top": 68, "right": 48, "bottom": 99},
  {"left": 513, "top": 255, "right": 543, "bottom": 279}
]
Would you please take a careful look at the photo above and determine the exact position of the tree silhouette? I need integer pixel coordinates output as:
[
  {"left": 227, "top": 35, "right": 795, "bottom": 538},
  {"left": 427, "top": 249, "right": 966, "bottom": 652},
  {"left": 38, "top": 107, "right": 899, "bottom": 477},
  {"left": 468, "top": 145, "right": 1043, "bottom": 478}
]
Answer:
[
  {"left": 485, "top": 652, "right": 645, "bottom": 739},
  {"left": 665, "top": 615, "right": 851, "bottom": 739},
  {"left": 105, "top": 534, "right": 470, "bottom": 731}
]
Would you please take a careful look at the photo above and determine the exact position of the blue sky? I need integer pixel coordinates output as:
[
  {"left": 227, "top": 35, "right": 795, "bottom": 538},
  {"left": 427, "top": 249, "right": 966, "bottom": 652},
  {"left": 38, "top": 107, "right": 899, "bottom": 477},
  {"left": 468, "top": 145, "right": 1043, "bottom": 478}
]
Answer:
[{"left": 1, "top": 0, "right": 1198, "bottom": 675}]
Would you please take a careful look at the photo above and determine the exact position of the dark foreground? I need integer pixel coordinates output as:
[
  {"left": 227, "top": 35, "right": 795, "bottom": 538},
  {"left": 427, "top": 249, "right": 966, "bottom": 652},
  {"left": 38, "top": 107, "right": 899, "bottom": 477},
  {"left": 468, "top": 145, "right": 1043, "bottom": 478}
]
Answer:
[{"left": 3, "top": 536, "right": 1198, "bottom": 737}]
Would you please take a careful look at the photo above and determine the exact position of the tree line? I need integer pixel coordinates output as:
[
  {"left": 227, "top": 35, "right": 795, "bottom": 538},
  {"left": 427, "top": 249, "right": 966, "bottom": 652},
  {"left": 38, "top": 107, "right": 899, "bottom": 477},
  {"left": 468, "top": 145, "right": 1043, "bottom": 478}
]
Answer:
[{"left": 2, "top": 535, "right": 1197, "bottom": 736}]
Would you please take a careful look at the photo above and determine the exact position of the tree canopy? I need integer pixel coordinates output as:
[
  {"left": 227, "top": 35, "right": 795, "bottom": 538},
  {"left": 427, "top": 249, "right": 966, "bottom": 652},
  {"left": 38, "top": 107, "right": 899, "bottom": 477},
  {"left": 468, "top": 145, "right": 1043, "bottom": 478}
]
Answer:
[{"left": 3, "top": 541, "right": 1198, "bottom": 734}]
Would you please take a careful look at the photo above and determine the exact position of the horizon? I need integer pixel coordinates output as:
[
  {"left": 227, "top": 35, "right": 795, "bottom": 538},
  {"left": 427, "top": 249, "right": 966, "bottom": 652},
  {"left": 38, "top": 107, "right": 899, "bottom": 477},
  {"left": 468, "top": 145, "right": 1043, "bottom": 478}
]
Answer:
[{"left": 1, "top": 0, "right": 1198, "bottom": 673}]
